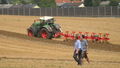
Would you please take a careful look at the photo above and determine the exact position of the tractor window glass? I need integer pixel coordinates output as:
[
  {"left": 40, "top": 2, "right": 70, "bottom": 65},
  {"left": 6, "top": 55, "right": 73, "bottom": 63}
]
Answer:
[
  {"left": 48, "top": 19, "right": 54, "bottom": 23},
  {"left": 40, "top": 20, "right": 46, "bottom": 23}
]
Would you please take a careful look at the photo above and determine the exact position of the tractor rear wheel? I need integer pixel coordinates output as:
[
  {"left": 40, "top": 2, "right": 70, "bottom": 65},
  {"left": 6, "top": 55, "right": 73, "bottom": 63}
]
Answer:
[
  {"left": 39, "top": 28, "right": 52, "bottom": 39},
  {"left": 28, "top": 30, "right": 33, "bottom": 37}
]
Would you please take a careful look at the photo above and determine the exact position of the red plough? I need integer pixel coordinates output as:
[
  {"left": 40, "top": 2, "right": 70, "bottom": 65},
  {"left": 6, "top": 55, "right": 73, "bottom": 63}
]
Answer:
[{"left": 54, "top": 31, "right": 110, "bottom": 43}]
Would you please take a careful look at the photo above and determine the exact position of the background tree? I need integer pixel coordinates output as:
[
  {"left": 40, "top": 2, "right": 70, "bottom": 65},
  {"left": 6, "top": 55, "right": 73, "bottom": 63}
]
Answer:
[
  {"left": 37, "top": 0, "right": 56, "bottom": 7},
  {"left": 11, "top": 0, "right": 21, "bottom": 4},
  {"left": 30, "top": 0, "right": 56, "bottom": 7},
  {"left": 92, "top": 0, "right": 101, "bottom": 6},
  {"left": 0, "top": 0, "right": 8, "bottom": 4},
  {"left": 84, "top": 0, "right": 93, "bottom": 7},
  {"left": 109, "top": 0, "right": 119, "bottom": 6},
  {"left": 20, "top": 0, "right": 28, "bottom": 4}
]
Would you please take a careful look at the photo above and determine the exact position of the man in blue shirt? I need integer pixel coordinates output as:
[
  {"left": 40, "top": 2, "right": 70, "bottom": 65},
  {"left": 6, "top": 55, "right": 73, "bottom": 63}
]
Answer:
[
  {"left": 73, "top": 34, "right": 82, "bottom": 65},
  {"left": 81, "top": 35, "right": 90, "bottom": 63}
]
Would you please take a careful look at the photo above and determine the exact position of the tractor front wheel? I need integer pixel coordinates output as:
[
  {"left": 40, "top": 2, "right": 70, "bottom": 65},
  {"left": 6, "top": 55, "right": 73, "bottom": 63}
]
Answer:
[{"left": 28, "top": 30, "right": 33, "bottom": 37}]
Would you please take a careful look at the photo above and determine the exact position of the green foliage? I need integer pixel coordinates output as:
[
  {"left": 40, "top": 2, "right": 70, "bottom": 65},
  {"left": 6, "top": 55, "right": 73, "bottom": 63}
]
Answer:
[
  {"left": 0, "top": 0, "right": 8, "bottom": 4},
  {"left": 11, "top": 0, "right": 21, "bottom": 4},
  {"left": 10, "top": 0, "right": 30, "bottom": 4},
  {"left": 84, "top": 0, "right": 119, "bottom": 7},
  {"left": 20, "top": 0, "right": 28, "bottom": 4},
  {"left": 11, "top": 0, "right": 56, "bottom": 7},
  {"left": 101, "top": 0, "right": 108, "bottom": 1},
  {"left": 92, "top": 0, "right": 101, "bottom": 6},
  {"left": 84, "top": 0, "right": 101, "bottom": 7},
  {"left": 84, "top": 0, "right": 93, "bottom": 7},
  {"left": 36, "top": 0, "right": 56, "bottom": 7},
  {"left": 109, "top": 0, "right": 119, "bottom": 6}
]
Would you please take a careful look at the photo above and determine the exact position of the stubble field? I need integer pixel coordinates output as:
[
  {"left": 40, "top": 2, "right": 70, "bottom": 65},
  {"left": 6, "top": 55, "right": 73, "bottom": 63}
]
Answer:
[{"left": 0, "top": 15, "right": 120, "bottom": 68}]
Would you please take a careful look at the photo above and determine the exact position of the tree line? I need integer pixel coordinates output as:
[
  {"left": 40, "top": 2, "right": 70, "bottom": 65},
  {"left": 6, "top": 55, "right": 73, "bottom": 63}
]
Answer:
[
  {"left": 0, "top": 0, "right": 120, "bottom": 7},
  {"left": 84, "top": 0, "right": 120, "bottom": 6},
  {"left": 0, "top": 0, "right": 56, "bottom": 7},
  {"left": 10, "top": 0, "right": 56, "bottom": 7}
]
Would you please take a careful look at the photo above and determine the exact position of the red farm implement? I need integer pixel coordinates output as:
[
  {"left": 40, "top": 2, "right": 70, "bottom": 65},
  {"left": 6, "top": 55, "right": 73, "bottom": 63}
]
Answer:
[{"left": 54, "top": 31, "right": 110, "bottom": 43}]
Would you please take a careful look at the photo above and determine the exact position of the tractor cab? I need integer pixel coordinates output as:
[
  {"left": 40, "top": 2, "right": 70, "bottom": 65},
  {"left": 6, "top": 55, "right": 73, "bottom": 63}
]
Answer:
[
  {"left": 40, "top": 16, "right": 54, "bottom": 25},
  {"left": 32, "top": 16, "right": 54, "bottom": 27}
]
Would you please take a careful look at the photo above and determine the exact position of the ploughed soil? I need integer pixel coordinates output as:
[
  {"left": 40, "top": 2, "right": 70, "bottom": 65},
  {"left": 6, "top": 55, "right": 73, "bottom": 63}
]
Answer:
[{"left": 0, "top": 30, "right": 120, "bottom": 52}]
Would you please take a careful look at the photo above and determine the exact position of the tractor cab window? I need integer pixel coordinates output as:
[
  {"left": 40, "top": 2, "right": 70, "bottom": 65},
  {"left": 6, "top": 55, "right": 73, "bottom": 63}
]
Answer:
[
  {"left": 40, "top": 20, "right": 46, "bottom": 25},
  {"left": 40, "top": 20, "right": 45, "bottom": 23},
  {"left": 47, "top": 18, "right": 54, "bottom": 24}
]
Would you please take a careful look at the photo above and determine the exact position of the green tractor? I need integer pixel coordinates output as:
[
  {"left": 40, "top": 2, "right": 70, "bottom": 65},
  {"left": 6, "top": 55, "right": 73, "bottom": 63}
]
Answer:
[{"left": 27, "top": 16, "right": 61, "bottom": 39}]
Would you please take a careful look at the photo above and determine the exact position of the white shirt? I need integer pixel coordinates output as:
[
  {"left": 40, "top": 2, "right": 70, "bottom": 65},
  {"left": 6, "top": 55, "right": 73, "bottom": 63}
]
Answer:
[
  {"left": 74, "top": 40, "right": 81, "bottom": 50},
  {"left": 81, "top": 39, "right": 88, "bottom": 51}
]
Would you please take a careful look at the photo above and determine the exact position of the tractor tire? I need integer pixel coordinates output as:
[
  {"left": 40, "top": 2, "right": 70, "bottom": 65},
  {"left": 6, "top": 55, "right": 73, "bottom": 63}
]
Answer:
[
  {"left": 39, "top": 28, "right": 52, "bottom": 39},
  {"left": 28, "top": 30, "right": 33, "bottom": 37}
]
